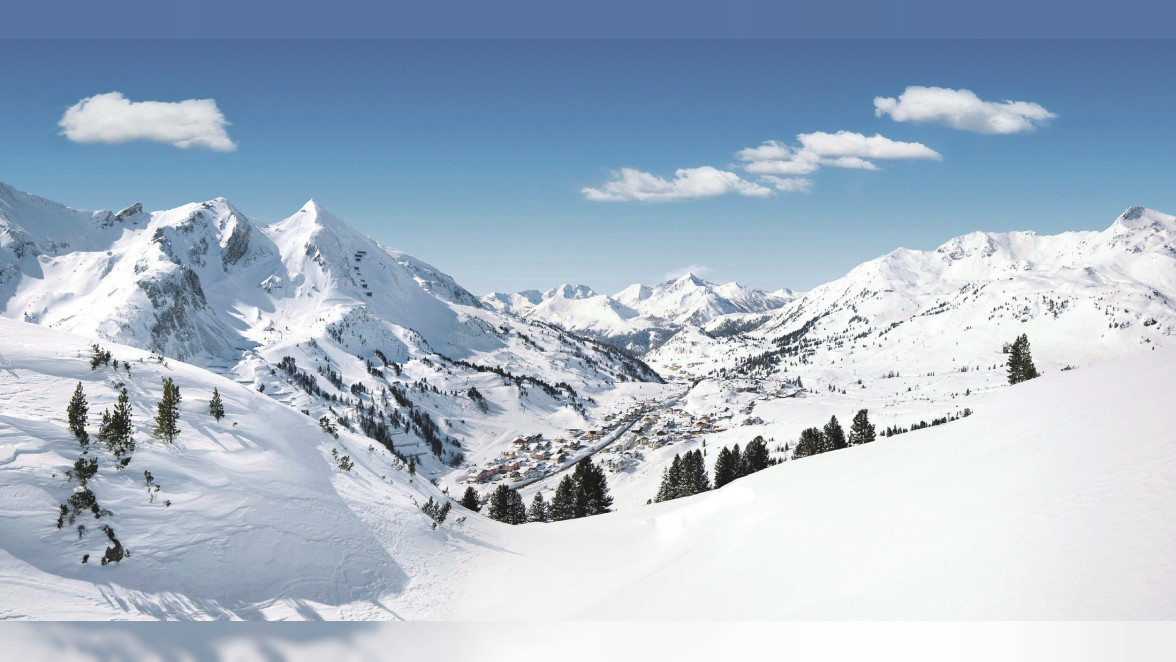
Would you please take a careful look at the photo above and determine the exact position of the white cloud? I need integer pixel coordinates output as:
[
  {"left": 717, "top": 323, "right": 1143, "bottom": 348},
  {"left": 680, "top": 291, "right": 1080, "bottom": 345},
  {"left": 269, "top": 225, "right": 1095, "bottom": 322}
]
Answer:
[
  {"left": 582, "top": 166, "right": 772, "bottom": 202},
  {"left": 874, "top": 86, "right": 1056, "bottom": 134},
  {"left": 736, "top": 141, "right": 822, "bottom": 175},
  {"left": 59, "top": 92, "right": 237, "bottom": 151},
  {"left": 736, "top": 131, "right": 940, "bottom": 181},
  {"left": 664, "top": 264, "right": 715, "bottom": 281},
  {"left": 760, "top": 175, "right": 814, "bottom": 193},
  {"left": 798, "top": 131, "right": 941, "bottom": 161}
]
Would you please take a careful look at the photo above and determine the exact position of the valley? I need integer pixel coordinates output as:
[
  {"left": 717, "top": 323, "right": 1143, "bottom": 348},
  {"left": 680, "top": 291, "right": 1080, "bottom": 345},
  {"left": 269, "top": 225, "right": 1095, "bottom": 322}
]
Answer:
[{"left": 2, "top": 181, "right": 1175, "bottom": 620}]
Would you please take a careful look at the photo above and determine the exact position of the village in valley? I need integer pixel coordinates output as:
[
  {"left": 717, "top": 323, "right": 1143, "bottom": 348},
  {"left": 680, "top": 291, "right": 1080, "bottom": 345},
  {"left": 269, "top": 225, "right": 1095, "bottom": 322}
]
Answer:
[{"left": 456, "top": 372, "right": 810, "bottom": 505}]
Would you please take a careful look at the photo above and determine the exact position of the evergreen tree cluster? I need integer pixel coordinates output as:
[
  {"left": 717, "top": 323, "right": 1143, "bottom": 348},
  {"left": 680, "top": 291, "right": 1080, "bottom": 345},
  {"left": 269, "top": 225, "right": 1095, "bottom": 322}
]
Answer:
[
  {"left": 734, "top": 314, "right": 827, "bottom": 376},
  {"left": 486, "top": 457, "right": 614, "bottom": 525},
  {"left": 466, "top": 386, "right": 488, "bottom": 413},
  {"left": 66, "top": 457, "right": 98, "bottom": 487},
  {"left": 653, "top": 436, "right": 777, "bottom": 503},
  {"left": 713, "top": 436, "right": 773, "bottom": 490},
  {"left": 420, "top": 496, "right": 452, "bottom": 530},
  {"left": 88, "top": 344, "right": 112, "bottom": 370},
  {"left": 1006, "top": 334, "right": 1040, "bottom": 385},
  {"left": 448, "top": 357, "right": 579, "bottom": 401},
  {"left": 656, "top": 449, "right": 710, "bottom": 501},
  {"left": 488, "top": 484, "right": 528, "bottom": 524},
  {"left": 879, "top": 409, "right": 972, "bottom": 437},
  {"left": 319, "top": 416, "right": 340, "bottom": 439},
  {"left": 793, "top": 411, "right": 875, "bottom": 459},
  {"left": 57, "top": 382, "right": 131, "bottom": 565}
]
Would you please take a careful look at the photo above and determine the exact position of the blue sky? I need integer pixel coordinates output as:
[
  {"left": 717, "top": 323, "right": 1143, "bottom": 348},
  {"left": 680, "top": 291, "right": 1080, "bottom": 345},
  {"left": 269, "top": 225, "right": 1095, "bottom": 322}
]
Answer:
[{"left": 1, "top": 40, "right": 1173, "bottom": 295}]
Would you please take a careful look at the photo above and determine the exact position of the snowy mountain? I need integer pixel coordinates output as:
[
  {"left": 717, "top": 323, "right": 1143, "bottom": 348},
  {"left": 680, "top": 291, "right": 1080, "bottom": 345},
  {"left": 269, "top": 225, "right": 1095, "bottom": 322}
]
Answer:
[
  {"left": 647, "top": 206, "right": 1176, "bottom": 381},
  {"left": 4, "top": 180, "right": 1176, "bottom": 622},
  {"left": 0, "top": 182, "right": 663, "bottom": 477},
  {"left": 0, "top": 319, "right": 471, "bottom": 619},
  {"left": 481, "top": 274, "right": 793, "bottom": 354},
  {"left": 615, "top": 272, "right": 794, "bottom": 325},
  {"left": 4, "top": 316, "right": 1175, "bottom": 619}
]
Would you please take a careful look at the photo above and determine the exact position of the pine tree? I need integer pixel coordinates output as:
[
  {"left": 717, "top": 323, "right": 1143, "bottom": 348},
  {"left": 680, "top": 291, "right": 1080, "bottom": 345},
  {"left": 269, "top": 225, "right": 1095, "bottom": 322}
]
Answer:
[
  {"left": 571, "top": 457, "right": 612, "bottom": 517},
  {"left": 656, "top": 454, "right": 684, "bottom": 502},
  {"left": 208, "top": 388, "right": 225, "bottom": 422},
  {"left": 848, "top": 409, "right": 876, "bottom": 446},
  {"left": 527, "top": 492, "right": 548, "bottom": 523},
  {"left": 153, "top": 377, "right": 182, "bottom": 443},
  {"left": 460, "top": 486, "right": 481, "bottom": 511},
  {"left": 67, "top": 382, "right": 89, "bottom": 447},
  {"left": 682, "top": 449, "right": 710, "bottom": 496},
  {"left": 793, "top": 427, "right": 823, "bottom": 459},
  {"left": 550, "top": 475, "right": 576, "bottom": 521},
  {"left": 823, "top": 415, "right": 846, "bottom": 452},
  {"left": 98, "top": 387, "right": 135, "bottom": 461},
  {"left": 1007, "top": 334, "right": 1040, "bottom": 385},
  {"left": 654, "top": 465, "right": 677, "bottom": 503},
  {"left": 1007, "top": 335, "right": 1024, "bottom": 384},
  {"left": 713, "top": 446, "right": 738, "bottom": 488},
  {"left": 741, "top": 436, "right": 770, "bottom": 474},
  {"left": 488, "top": 484, "right": 514, "bottom": 522},
  {"left": 508, "top": 489, "right": 527, "bottom": 525}
]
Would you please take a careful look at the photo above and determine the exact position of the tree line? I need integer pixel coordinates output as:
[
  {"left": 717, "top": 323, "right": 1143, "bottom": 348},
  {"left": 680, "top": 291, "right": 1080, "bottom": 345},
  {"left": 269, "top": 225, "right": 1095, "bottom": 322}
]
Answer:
[
  {"left": 463, "top": 457, "right": 613, "bottom": 524},
  {"left": 792, "top": 409, "right": 875, "bottom": 459},
  {"left": 653, "top": 435, "right": 775, "bottom": 504}
]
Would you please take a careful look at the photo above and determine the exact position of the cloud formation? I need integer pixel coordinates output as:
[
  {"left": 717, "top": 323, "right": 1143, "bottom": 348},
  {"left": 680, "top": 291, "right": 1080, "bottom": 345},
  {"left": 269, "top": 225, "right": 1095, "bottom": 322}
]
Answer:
[
  {"left": 760, "top": 176, "right": 814, "bottom": 193},
  {"left": 736, "top": 131, "right": 940, "bottom": 177},
  {"left": 582, "top": 166, "right": 772, "bottom": 202},
  {"left": 874, "top": 86, "right": 1056, "bottom": 134},
  {"left": 59, "top": 92, "right": 237, "bottom": 151}
]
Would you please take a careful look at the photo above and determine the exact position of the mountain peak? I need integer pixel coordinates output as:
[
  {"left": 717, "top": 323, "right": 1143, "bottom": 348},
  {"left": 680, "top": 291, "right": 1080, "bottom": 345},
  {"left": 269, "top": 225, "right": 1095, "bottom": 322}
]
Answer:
[
  {"left": 299, "top": 198, "right": 333, "bottom": 219},
  {"left": 547, "top": 283, "right": 597, "bottom": 300},
  {"left": 279, "top": 198, "right": 354, "bottom": 238},
  {"left": 1110, "top": 206, "right": 1175, "bottom": 235},
  {"left": 671, "top": 272, "right": 707, "bottom": 288}
]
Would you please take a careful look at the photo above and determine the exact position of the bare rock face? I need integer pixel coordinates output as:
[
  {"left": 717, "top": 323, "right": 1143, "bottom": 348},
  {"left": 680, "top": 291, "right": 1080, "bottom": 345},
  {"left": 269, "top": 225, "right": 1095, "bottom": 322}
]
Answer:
[
  {"left": 136, "top": 266, "right": 236, "bottom": 360},
  {"left": 115, "top": 203, "right": 143, "bottom": 222},
  {"left": 220, "top": 218, "right": 252, "bottom": 270}
]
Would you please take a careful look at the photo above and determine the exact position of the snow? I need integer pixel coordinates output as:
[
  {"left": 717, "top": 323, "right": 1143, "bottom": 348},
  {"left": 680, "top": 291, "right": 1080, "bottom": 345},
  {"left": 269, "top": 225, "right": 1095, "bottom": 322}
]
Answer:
[
  {"left": 482, "top": 272, "right": 793, "bottom": 353},
  {"left": 0, "top": 318, "right": 490, "bottom": 620},
  {"left": 2, "top": 181, "right": 1175, "bottom": 621},
  {"left": 0, "top": 181, "right": 663, "bottom": 479},
  {"left": 447, "top": 345, "right": 1176, "bottom": 619},
  {"left": 4, "top": 317, "right": 1175, "bottom": 619}
]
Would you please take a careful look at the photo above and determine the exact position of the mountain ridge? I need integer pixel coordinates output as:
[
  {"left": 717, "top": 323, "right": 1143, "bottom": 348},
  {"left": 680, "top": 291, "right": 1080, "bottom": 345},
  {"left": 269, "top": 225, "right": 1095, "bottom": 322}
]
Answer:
[{"left": 0, "top": 181, "right": 664, "bottom": 479}]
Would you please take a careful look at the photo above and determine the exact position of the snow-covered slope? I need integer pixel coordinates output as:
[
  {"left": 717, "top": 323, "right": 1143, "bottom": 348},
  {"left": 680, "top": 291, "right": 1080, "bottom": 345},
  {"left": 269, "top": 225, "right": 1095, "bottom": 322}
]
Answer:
[
  {"left": 6, "top": 317, "right": 1175, "bottom": 620},
  {"left": 647, "top": 207, "right": 1176, "bottom": 380},
  {"left": 0, "top": 182, "right": 663, "bottom": 480},
  {"left": 447, "top": 344, "right": 1176, "bottom": 619},
  {"left": 482, "top": 274, "right": 792, "bottom": 354},
  {"left": 0, "top": 318, "right": 477, "bottom": 620}
]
